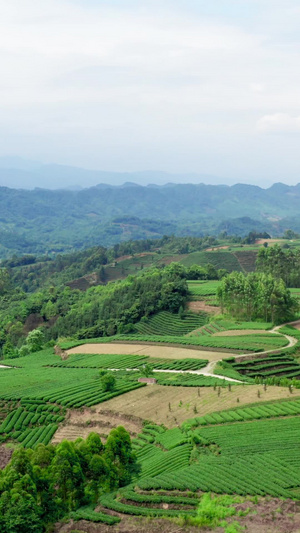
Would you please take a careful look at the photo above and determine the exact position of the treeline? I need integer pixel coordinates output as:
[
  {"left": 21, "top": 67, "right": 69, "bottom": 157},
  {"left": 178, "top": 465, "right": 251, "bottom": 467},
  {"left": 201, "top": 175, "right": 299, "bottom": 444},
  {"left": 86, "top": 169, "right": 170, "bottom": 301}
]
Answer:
[
  {"left": 0, "top": 428, "right": 136, "bottom": 532},
  {"left": 217, "top": 272, "right": 298, "bottom": 323},
  {"left": 256, "top": 244, "right": 300, "bottom": 287}
]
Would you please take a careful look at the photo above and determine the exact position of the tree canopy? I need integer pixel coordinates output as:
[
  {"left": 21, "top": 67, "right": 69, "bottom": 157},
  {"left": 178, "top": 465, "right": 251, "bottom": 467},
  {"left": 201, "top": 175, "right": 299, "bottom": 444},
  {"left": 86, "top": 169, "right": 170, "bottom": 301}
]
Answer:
[
  {"left": 217, "top": 271, "right": 298, "bottom": 323},
  {"left": 0, "top": 428, "right": 136, "bottom": 532}
]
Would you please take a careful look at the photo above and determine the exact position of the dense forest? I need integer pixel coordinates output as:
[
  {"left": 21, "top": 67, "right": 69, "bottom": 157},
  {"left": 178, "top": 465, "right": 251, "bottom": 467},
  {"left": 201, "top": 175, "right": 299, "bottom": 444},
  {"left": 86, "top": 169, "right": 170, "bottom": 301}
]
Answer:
[
  {"left": 217, "top": 271, "right": 297, "bottom": 323},
  {"left": 1, "top": 182, "right": 300, "bottom": 256},
  {"left": 0, "top": 428, "right": 136, "bottom": 532},
  {"left": 256, "top": 244, "right": 300, "bottom": 287}
]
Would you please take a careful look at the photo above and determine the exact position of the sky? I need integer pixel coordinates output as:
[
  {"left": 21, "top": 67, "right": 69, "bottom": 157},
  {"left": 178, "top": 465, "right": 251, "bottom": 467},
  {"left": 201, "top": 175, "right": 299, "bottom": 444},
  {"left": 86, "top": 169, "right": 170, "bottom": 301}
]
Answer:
[{"left": 0, "top": 0, "right": 300, "bottom": 186}]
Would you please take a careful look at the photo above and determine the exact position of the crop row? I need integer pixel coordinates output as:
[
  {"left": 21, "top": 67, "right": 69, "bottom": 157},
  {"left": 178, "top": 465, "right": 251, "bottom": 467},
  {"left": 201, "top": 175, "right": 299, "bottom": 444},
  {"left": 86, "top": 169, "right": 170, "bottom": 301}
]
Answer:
[
  {"left": 69, "top": 507, "right": 120, "bottom": 525},
  {"left": 155, "top": 373, "right": 229, "bottom": 387},
  {"left": 117, "top": 333, "right": 288, "bottom": 351},
  {"left": 139, "top": 443, "right": 192, "bottom": 480},
  {"left": 135, "top": 311, "right": 207, "bottom": 336},
  {"left": 50, "top": 353, "right": 208, "bottom": 372},
  {"left": 187, "top": 281, "right": 221, "bottom": 296},
  {"left": 137, "top": 454, "right": 298, "bottom": 498},
  {"left": 120, "top": 487, "right": 199, "bottom": 506},
  {"left": 100, "top": 492, "right": 196, "bottom": 517},
  {"left": 17, "top": 424, "right": 58, "bottom": 448},
  {"left": 36, "top": 380, "right": 146, "bottom": 408},
  {"left": 182, "top": 398, "right": 300, "bottom": 429}
]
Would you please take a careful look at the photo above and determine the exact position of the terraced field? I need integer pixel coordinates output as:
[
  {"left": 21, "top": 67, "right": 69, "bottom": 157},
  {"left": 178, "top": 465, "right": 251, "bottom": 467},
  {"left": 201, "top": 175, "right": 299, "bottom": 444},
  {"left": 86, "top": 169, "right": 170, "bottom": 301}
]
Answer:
[
  {"left": 135, "top": 310, "right": 207, "bottom": 336},
  {"left": 181, "top": 251, "right": 243, "bottom": 272},
  {"left": 187, "top": 280, "right": 221, "bottom": 299},
  {"left": 99, "top": 399, "right": 300, "bottom": 520}
]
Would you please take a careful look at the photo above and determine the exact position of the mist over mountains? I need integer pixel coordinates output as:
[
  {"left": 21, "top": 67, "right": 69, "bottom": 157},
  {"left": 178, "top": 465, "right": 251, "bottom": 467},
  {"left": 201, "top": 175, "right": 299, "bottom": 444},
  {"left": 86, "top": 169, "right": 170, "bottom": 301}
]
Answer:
[{"left": 0, "top": 156, "right": 229, "bottom": 190}]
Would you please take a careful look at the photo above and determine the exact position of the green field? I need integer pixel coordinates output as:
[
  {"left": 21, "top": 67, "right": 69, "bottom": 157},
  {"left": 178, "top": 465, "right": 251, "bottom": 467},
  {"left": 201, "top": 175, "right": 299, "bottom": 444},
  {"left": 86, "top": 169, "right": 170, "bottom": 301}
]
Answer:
[
  {"left": 187, "top": 280, "right": 221, "bottom": 298},
  {"left": 135, "top": 310, "right": 207, "bottom": 336},
  {"left": 180, "top": 251, "right": 243, "bottom": 272},
  {"left": 109, "top": 332, "right": 288, "bottom": 352},
  {"left": 99, "top": 400, "right": 300, "bottom": 518}
]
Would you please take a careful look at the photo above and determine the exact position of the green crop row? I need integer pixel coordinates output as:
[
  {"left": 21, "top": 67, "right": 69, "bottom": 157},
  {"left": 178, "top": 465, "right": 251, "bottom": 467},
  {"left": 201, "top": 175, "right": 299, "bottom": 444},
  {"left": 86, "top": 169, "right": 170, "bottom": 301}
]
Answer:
[
  {"left": 135, "top": 311, "right": 207, "bottom": 336},
  {"left": 69, "top": 507, "right": 120, "bottom": 525},
  {"left": 182, "top": 399, "right": 300, "bottom": 430},
  {"left": 100, "top": 492, "right": 196, "bottom": 517}
]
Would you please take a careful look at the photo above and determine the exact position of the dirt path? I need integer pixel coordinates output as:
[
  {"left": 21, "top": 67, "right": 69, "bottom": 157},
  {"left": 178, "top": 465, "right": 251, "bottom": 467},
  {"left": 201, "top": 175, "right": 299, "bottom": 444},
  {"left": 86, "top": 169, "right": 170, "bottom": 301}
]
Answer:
[
  {"left": 67, "top": 344, "right": 241, "bottom": 382},
  {"left": 66, "top": 321, "right": 299, "bottom": 385}
]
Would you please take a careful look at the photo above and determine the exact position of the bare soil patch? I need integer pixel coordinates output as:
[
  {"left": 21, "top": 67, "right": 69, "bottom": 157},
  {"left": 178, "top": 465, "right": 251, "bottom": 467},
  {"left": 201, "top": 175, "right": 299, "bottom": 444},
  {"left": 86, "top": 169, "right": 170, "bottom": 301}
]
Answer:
[
  {"left": 0, "top": 445, "right": 13, "bottom": 469},
  {"left": 289, "top": 320, "right": 300, "bottom": 330},
  {"left": 187, "top": 301, "right": 221, "bottom": 314},
  {"left": 55, "top": 516, "right": 198, "bottom": 533},
  {"left": 213, "top": 329, "right": 271, "bottom": 336},
  {"left": 52, "top": 408, "right": 143, "bottom": 445},
  {"left": 205, "top": 245, "right": 229, "bottom": 251},
  {"left": 67, "top": 344, "right": 232, "bottom": 362},
  {"left": 255, "top": 238, "right": 283, "bottom": 245},
  {"left": 78, "top": 383, "right": 300, "bottom": 428}
]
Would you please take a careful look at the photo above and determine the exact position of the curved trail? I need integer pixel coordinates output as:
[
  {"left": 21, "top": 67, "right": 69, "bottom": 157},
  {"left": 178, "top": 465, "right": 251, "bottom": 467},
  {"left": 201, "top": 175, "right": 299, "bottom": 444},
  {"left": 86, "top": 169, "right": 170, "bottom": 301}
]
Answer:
[{"left": 66, "top": 321, "right": 300, "bottom": 384}]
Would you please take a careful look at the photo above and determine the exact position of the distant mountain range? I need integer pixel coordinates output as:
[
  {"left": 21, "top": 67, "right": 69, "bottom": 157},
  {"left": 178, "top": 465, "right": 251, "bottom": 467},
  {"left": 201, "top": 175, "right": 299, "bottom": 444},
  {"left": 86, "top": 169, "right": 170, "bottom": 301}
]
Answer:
[
  {"left": 0, "top": 180, "right": 299, "bottom": 258},
  {"left": 0, "top": 156, "right": 231, "bottom": 189}
]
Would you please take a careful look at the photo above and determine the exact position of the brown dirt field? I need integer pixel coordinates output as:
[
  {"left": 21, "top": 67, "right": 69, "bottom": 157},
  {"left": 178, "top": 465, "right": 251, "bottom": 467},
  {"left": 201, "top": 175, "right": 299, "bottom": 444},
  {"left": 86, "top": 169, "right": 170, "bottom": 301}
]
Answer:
[
  {"left": 205, "top": 245, "right": 229, "bottom": 251},
  {"left": 114, "top": 252, "right": 153, "bottom": 263},
  {"left": 187, "top": 301, "right": 221, "bottom": 314},
  {"left": 0, "top": 445, "right": 13, "bottom": 469},
  {"left": 289, "top": 320, "right": 300, "bottom": 330},
  {"left": 66, "top": 343, "right": 232, "bottom": 362},
  {"left": 255, "top": 238, "right": 283, "bottom": 245},
  {"left": 52, "top": 408, "right": 143, "bottom": 444},
  {"left": 58, "top": 383, "right": 300, "bottom": 429},
  {"left": 212, "top": 329, "right": 272, "bottom": 336}
]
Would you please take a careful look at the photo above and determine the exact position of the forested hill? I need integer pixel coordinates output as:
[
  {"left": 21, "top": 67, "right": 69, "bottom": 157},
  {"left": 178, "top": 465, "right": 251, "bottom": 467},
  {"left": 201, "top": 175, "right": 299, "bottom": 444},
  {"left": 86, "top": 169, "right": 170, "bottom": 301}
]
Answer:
[{"left": 1, "top": 181, "right": 300, "bottom": 256}]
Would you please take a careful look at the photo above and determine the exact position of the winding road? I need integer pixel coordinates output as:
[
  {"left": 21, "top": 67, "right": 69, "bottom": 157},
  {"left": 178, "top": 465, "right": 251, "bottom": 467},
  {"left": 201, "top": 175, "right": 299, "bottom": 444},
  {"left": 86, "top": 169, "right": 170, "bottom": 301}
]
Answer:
[{"left": 66, "top": 321, "right": 300, "bottom": 384}]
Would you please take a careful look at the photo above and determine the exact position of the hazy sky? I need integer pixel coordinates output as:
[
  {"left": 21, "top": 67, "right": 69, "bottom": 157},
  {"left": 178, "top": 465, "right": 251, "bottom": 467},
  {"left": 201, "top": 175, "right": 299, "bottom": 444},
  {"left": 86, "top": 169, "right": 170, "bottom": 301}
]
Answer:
[{"left": 1, "top": 0, "right": 300, "bottom": 185}]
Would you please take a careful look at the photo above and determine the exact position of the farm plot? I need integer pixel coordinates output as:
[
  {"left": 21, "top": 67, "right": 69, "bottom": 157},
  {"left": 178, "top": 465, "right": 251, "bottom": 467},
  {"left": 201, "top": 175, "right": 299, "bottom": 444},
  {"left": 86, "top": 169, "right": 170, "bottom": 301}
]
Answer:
[
  {"left": 94, "top": 382, "right": 300, "bottom": 428},
  {"left": 181, "top": 251, "right": 242, "bottom": 272},
  {"left": 187, "top": 280, "right": 221, "bottom": 298},
  {"left": 233, "top": 353, "right": 300, "bottom": 380},
  {"left": 135, "top": 310, "right": 207, "bottom": 336},
  {"left": 100, "top": 409, "right": 300, "bottom": 517},
  {"left": 66, "top": 343, "right": 234, "bottom": 362},
  {"left": 0, "top": 400, "right": 65, "bottom": 447},
  {"left": 50, "top": 353, "right": 209, "bottom": 372},
  {"left": 112, "top": 333, "right": 288, "bottom": 352}
]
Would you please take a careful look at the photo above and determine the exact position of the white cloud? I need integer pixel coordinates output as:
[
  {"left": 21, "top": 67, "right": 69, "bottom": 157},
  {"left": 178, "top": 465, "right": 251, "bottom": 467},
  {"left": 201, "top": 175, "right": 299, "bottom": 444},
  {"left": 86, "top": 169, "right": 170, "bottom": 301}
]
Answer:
[
  {"left": 0, "top": 0, "right": 300, "bottom": 182},
  {"left": 257, "top": 113, "right": 300, "bottom": 133}
]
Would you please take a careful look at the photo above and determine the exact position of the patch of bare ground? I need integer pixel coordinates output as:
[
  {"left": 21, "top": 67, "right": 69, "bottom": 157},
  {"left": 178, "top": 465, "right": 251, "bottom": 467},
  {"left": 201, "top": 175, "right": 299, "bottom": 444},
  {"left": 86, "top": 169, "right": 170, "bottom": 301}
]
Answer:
[
  {"left": 187, "top": 301, "right": 221, "bottom": 314},
  {"left": 52, "top": 408, "right": 143, "bottom": 445},
  {"left": 55, "top": 516, "right": 198, "bottom": 533},
  {"left": 205, "top": 245, "right": 229, "bottom": 251},
  {"left": 234, "top": 497, "right": 300, "bottom": 533},
  {"left": 212, "top": 329, "right": 272, "bottom": 336},
  {"left": 54, "top": 497, "right": 300, "bottom": 533},
  {"left": 255, "top": 238, "right": 284, "bottom": 245},
  {"left": 0, "top": 445, "right": 13, "bottom": 469},
  {"left": 66, "top": 344, "right": 232, "bottom": 361},
  {"left": 69, "top": 384, "right": 300, "bottom": 428},
  {"left": 289, "top": 320, "right": 300, "bottom": 330}
]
